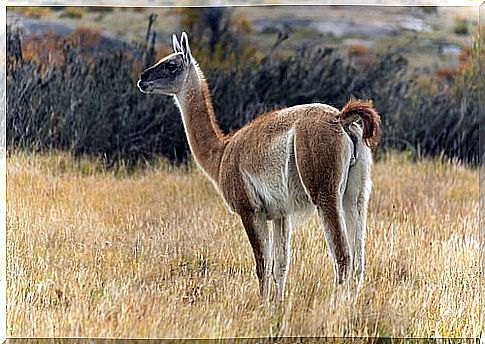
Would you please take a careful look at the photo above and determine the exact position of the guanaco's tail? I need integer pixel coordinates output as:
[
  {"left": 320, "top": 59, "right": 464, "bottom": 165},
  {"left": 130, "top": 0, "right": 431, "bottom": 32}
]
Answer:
[{"left": 339, "top": 99, "right": 381, "bottom": 150}]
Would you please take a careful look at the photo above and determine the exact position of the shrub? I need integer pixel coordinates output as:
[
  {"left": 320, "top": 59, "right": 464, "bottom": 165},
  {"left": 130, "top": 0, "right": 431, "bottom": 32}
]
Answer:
[
  {"left": 434, "top": 67, "right": 457, "bottom": 82},
  {"left": 86, "top": 6, "right": 114, "bottom": 13},
  {"left": 21, "top": 31, "right": 66, "bottom": 65},
  {"left": 453, "top": 18, "right": 469, "bottom": 35},
  {"left": 60, "top": 7, "right": 85, "bottom": 19},
  {"left": 347, "top": 44, "right": 369, "bottom": 57},
  {"left": 6, "top": 22, "right": 480, "bottom": 167},
  {"left": 19, "top": 27, "right": 103, "bottom": 66},
  {"left": 10, "top": 6, "right": 51, "bottom": 18},
  {"left": 68, "top": 27, "right": 101, "bottom": 48},
  {"left": 458, "top": 47, "right": 471, "bottom": 65},
  {"left": 421, "top": 6, "right": 437, "bottom": 14},
  {"left": 175, "top": 7, "right": 258, "bottom": 68}
]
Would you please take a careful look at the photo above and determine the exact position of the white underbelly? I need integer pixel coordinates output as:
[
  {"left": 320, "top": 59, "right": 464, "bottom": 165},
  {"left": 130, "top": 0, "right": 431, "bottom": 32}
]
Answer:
[{"left": 241, "top": 129, "right": 313, "bottom": 219}]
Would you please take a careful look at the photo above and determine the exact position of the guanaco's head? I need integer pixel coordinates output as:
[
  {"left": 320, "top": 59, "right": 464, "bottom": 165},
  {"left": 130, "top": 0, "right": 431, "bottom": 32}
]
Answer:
[{"left": 137, "top": 32, "right": 193, "bottom": 96}]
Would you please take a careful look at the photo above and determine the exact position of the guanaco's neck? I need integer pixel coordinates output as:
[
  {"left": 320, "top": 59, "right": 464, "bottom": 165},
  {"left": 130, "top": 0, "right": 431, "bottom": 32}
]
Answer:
[{"left": 174, "top": 62, "right": 226, "bottom": 182}]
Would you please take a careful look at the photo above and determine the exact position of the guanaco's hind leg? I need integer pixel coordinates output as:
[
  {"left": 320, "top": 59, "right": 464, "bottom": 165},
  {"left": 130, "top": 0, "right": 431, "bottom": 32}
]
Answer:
[
  {"left": 272, "top": 216, "right": 293, "bottom": 301},
  {"left": 343, "top": 147, "right": 372, "bottom": 292},
  {"left": 294, "top": 122, "right": 352, "bottom": 286},
  {"left": 239, "top": 211, "right": 273, "bottom": 302},
  {"left": 316, "top": 195, "right": 352, "bottom": 285}
]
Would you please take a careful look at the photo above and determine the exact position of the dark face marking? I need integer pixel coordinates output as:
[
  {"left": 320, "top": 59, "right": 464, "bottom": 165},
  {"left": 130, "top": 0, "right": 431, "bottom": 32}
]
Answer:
[
  {"left": 140, "top": 61, "right": 179, "bottom": 81},
  {"left": 137, "top": 54, "right": 185, "bottom": 94}
]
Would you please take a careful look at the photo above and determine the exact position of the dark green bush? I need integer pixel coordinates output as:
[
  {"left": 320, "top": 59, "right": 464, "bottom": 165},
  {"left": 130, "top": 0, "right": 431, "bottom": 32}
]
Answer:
[
  {"left": 453, "top": 18, "right": 469, "bottom": 35},
  {"left": 6, "top": 24, "right": 479, "bottom": 167},
  {"left": 60, "top": 7, "right": 85, "bottom": 19}
]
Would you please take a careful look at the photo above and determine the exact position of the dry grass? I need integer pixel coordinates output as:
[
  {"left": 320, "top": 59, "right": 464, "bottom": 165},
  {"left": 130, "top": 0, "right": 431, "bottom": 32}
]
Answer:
[{"left": 6, "top": 151, "right": 482, "bottom": 338}]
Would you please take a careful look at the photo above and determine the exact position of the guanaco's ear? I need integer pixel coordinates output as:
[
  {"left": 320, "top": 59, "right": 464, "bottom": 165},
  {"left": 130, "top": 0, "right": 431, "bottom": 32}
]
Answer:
[
  {"left": 172, "top": 34, "right": 182, "bottom": 53},
  {"left": 180, "top": 32, "right": 193, "bottom": 65}
]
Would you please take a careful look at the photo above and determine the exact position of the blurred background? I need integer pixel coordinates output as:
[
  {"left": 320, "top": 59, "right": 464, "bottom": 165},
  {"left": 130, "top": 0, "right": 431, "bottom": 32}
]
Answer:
[{"left": 6, "top": 5, "right": 482, "bottom": 167}]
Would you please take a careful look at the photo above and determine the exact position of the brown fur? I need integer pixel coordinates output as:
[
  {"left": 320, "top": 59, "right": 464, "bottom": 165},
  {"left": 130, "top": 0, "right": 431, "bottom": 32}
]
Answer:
[
  {"left": 178, "top": 69, "right": 378, "bottom": 292},
  {"left": 139, "top": 42, "right": 381, "bottom": 298},
  {"left": 339, "top": 99, "right": 381, "bottom": 149},
  {"left": 175, "top": 65, "right": 227, "bottom": 182},
  {"left": 218, "top": 106, "right": 341, "bottom": 211},
  {"left": 239, "top": 210, "right": 270, "bottom": 296},
  {"left": 292, "top": 113, "right": 351, "bottom": 282}
]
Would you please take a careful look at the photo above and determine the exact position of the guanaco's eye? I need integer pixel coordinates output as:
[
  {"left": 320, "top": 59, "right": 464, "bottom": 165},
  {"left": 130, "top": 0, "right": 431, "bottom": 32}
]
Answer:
[{"left": 166, "top": 62, "right": 177, "bottom": 72}]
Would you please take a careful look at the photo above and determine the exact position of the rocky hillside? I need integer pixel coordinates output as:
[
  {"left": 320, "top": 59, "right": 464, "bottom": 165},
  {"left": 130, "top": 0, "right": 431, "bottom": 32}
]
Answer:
[{"left": 7, "top": 5, "right": 477, "bottom": 73}]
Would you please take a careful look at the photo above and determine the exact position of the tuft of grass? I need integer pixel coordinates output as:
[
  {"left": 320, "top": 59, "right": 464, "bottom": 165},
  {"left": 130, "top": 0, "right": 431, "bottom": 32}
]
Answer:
[{"left": 6, "top": 152, "right": 481, "bottom": 337}]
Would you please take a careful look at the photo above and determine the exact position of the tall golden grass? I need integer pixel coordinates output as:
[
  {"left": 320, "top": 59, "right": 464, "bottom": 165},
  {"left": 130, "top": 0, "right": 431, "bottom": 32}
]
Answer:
[{"left": 6, "top": 152, "right": 481, "bottom": 338}]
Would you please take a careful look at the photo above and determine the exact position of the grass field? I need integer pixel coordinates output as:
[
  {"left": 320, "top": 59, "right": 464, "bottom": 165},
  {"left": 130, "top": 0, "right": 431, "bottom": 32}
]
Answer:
[{"left": 6, "top": 152, "right": 482, "bottom": 338}]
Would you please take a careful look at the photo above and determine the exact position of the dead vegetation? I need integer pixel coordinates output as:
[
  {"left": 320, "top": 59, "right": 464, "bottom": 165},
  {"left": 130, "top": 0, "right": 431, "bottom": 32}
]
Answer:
[{"left": 6, "top": 152, "right": 481, "bottom": 337}]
